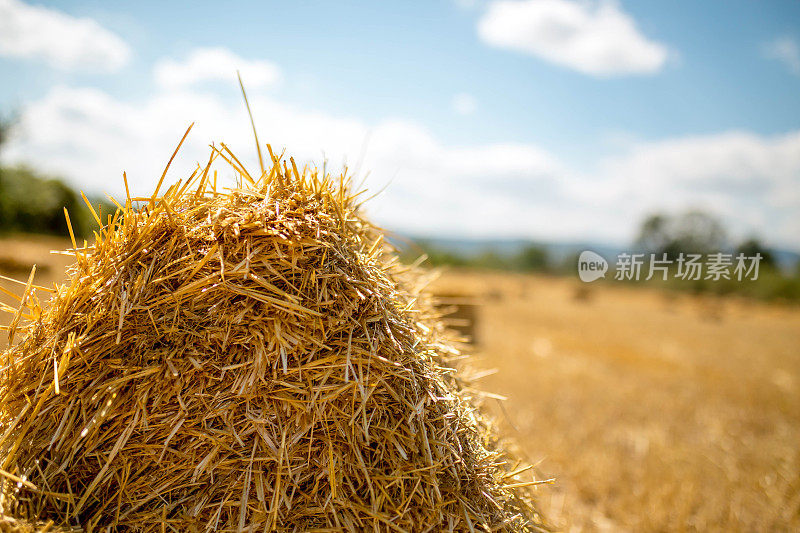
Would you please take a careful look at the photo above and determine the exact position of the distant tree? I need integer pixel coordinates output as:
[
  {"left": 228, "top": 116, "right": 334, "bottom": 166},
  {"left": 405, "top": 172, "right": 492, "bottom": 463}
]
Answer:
[
  {"left": 0, "top": 112, "right": 13, "bottom": 230},
  {"left": 672, "top": 210, "right": 727, "bottom": 254},
  {"left": 0, "top": 165, "right": 113, "bottom": 238},
  {"left": 0, "top": 112, "right": 13, "bottom": 151},
  {"left": 472, "top": 249, "right": 511, "bottom": 270},
  {"left": 736, "top": 238, "right": 776, "bottom": 269},
  {"left": 1, "top": 166, "right": 79, "bottom": 235},
  {"left": 560, "top": 251, "right": 581, "bottom": 275},
  {"left": 516, "top": 244, "right": 550, "bottom": 272},
  {"left": 635, "top": 214, "right": 672, "bottom": 255},
  {"left": 635, "top": 210, "right": 727, "bottom": 258},
  {"left": 0, "top": 109, "right": 117, "bottom": 238},
  {"left": 412, "top": 240, "right": 469, "bottom": 268}
]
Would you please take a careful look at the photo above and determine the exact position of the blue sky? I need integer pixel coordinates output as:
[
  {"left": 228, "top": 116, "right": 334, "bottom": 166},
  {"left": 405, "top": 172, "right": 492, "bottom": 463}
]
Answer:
[{"left": 1, "top": 0, "right": 799, "bottom": 249}]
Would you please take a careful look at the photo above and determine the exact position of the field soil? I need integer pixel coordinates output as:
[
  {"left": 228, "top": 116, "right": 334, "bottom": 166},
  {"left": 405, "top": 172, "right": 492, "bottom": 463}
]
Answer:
[{"left": 2, "top": 237, "right": 799, "bottom": 531}]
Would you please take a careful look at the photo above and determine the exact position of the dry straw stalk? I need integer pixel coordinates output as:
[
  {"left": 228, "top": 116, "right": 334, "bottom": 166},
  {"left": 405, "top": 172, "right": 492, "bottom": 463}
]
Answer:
[{"left": 0, "top": 130, "right": 547, "bottom": 532}]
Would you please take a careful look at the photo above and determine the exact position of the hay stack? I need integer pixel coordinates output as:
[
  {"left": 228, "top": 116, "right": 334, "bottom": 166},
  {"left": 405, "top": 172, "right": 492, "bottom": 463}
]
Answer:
[{"left": 0, "top": 139, "right": 547, "bottom": 531}]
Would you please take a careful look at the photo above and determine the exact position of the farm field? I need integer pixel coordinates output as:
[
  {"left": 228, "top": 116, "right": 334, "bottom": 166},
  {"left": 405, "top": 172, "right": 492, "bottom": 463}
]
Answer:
[
  {"left": 432, "top": 271, "right": 800, "bottom": 532},
  {"left": 1, "top": 236, "right": 799, "bottom": 532}
]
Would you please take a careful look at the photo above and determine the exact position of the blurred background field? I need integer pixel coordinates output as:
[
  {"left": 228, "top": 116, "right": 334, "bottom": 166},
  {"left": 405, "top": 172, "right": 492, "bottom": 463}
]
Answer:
[
  {"left": 433, "top": 271, "right": 800, "bottom": 531},
  {"left": 2, "top": 1, "right": 800, "bottom": 530},
  {"left": 2, "top": 237, "right": 799, "bottom": 531}
]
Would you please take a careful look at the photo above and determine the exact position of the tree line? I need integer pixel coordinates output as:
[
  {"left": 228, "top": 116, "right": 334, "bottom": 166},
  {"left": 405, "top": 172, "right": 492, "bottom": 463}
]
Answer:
[{"left": 0, "top": 114, "right": 112, "bottom": 238}]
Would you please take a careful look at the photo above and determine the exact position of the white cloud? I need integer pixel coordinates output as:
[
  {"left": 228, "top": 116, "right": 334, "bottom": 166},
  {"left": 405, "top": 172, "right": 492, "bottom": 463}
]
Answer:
[
  {"left": 0, "top": 0, "right": 130, "bottom": 71},
  {"left": 2, "top": 82, "right": 576, "bottom": 241},
  {"left": 451, "top": 93, "right": 477, "bottom": 115},
  {"left": 3, "top": 79, "right": 799, "bottom": 249},
  {"left": 3, "top": 85, "right": 361, "bottom": 199},
  {"left": 593, "top": 131, "right": 800, "bottom": 246},
  {"left": 763, "top": 36, "right": 800, "bottom": 75},
  {"left": 477, "top": 0, "right": 669, "bottom": 76},
  {"left": 153, "top": 48, "right": 281, "bottom": 89}
]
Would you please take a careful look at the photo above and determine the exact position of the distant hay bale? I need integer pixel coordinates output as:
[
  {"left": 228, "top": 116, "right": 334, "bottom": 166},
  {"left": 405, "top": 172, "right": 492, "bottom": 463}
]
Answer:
[
  {"left": 0, "top": 515, "right": 69, "bottom": 532},
  {"left": 0, "top": 138, "right": 547, "bottom": 531},
  {"left": 433, "top": 293, "right": 481, "bottom": 345},
  {"left": 572, "top": 285, "right": 592, "bottom": 302},
  {"left": 0, "top": 258, "right": 50, "bottom": 277}
]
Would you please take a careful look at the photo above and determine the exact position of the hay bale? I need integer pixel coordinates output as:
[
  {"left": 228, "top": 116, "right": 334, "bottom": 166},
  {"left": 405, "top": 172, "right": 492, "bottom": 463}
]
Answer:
[
  {"left": 433, "top": 293, "right": 481, "bottom": 345},
  {"left": 0, "top": 515, "right": 71, "bottom": 532},
  {"left": 0, "top": 141, "right": 547, "bottom": 531},
  {"left": 0, "top": 516, "right": 42, "bottom": 533}
]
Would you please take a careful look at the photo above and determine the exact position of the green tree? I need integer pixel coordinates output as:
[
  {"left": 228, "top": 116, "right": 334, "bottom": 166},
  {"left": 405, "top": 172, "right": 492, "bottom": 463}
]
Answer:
[
  {"left": 0, "top": 166, "right": 85, "bottom": 235},
  {"left": 516, "top": 245, "right": 550, "bottom": 272},
  {"left": 736, "top": 238, "right": 776, "bottom": 270},
  {"left": 0, "top": 113, "right": 12, "bottom": 151},
  {"left": 0, "top": 113, "right": 114, "bottom": 238},
  {"left": 0, "top": 112, "right": 14, "bottom": 230},
  {"left": 635, "top": 210, "right": 727, "bottom": 258},
  {"left": 635, "top": 214, "right": 672, "bottom": 255}
]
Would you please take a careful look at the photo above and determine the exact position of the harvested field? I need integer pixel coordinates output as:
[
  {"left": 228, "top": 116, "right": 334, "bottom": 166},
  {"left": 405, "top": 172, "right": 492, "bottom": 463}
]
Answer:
[{"left": 433, "top": 271, "right": 800, "bottom": 532}]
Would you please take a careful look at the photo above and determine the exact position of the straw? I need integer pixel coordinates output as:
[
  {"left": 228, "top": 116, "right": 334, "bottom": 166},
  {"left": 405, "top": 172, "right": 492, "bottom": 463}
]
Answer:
[{"left": 0, "top": 137, "right": 547, "bottom": 532}]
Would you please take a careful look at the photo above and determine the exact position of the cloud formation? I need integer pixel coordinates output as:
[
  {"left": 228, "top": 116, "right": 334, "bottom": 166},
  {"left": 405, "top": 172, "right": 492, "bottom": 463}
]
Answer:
[
  {"left": 1, "top": 81, "right": 575, "bottom": 240},
  {"left": 763, "top": 36, "right": 800, "bottom": 75},
  {"left": 477, "top": 0, "right": 670, "bottom": 76},
  {"left": 597, "top": 131, "right": 800, "bottom": 244},
  {"left": 154, "top": 48, "right": 282, "bottom": 89},
  {"left": 3, "top": 48, "right": 798, "bottom": 248},
  {"left": 0, "top": 0, "right": 130, "bottom": 71}
]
